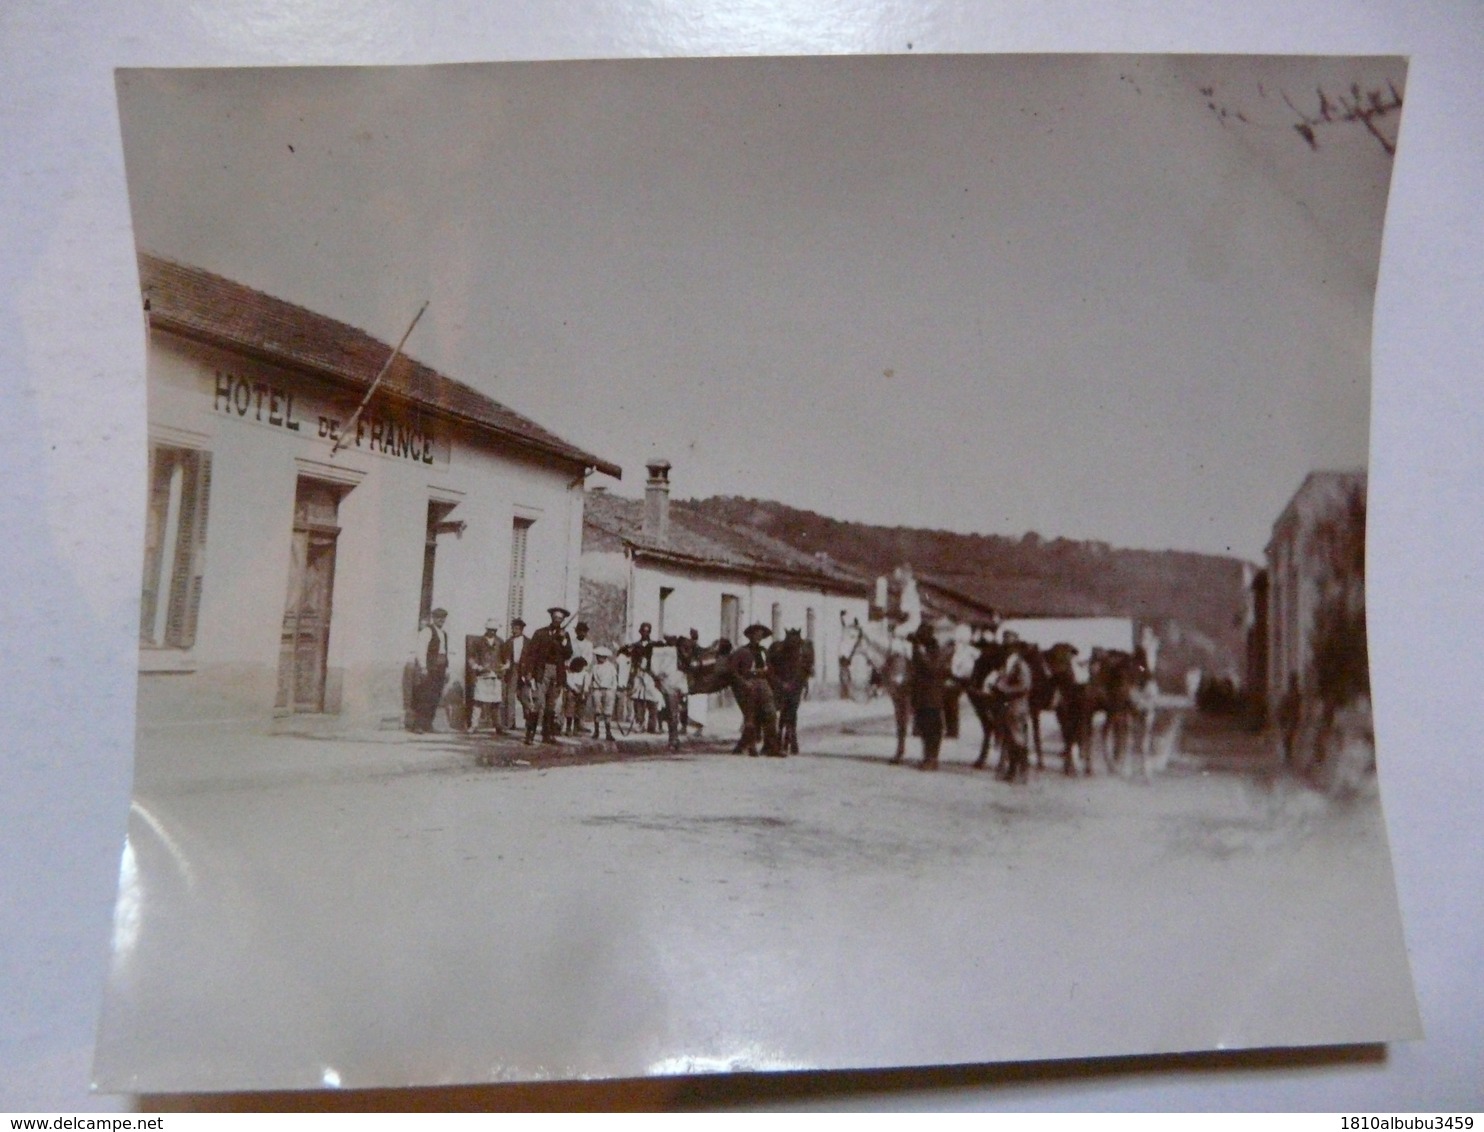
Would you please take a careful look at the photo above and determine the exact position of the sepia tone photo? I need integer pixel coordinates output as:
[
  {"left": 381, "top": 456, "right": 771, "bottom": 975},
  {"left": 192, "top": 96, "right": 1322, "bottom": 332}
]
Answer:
[{"left": 96, "top": 55, "right": 1417, "bottom": 1093}]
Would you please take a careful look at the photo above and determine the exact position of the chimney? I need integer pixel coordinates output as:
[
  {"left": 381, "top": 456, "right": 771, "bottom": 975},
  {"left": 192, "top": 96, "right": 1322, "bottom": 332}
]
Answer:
[{"left": 643, "top": 459, "right": 672, "bottom": 543}]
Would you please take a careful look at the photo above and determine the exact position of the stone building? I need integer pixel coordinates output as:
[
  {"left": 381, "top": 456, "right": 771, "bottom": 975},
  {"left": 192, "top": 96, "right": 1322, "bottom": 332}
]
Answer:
[{"left": 1265, "top": 469, "right": 1368, "bottom": 712}]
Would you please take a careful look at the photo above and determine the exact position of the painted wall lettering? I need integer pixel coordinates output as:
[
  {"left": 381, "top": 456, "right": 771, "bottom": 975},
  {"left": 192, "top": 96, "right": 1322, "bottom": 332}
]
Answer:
[
  {"left": 213, "top": 371, "right": 301, "bottom": 431},
  {"left": 317, "top": 413, "right": 436, "bottom": 465},
  {"left": 213, "top": 370, "right": 438, "bottom": 464}
]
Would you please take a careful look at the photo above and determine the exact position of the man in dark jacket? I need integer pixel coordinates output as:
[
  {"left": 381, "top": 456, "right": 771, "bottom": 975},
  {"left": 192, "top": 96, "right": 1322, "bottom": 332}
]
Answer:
[
  {"left": 410, "top": 608, "right": 451, "bottom": 733},
  {"left": 907, "top": 621, "right": 947, "bottom": 769},
  {"left": 521, "top": 606, "right": 573, "bottom": 745},
  {"left": 729, "top": 624, "right": 782, "bottom": 757}
]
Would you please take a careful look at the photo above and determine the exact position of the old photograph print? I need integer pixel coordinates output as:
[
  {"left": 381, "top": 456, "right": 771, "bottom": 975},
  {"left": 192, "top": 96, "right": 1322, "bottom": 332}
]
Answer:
[{"left": 97, "top": 56, "right": 1418, "bottom": 1093}]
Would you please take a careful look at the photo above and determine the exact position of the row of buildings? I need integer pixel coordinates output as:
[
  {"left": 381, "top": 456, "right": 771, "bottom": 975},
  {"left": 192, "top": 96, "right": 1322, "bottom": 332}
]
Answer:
[
  {"left": 137, "top": 255, "right": 1361, "bottom": 736},
  {"left": 136, "top": 256, "right": 880, "bottom": 731}
]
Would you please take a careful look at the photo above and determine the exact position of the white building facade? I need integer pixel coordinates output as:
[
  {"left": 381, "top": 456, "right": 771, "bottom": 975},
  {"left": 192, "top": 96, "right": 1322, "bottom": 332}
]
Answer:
[{"left": 137, "top": 255, "right": 619, "bottom": 730}]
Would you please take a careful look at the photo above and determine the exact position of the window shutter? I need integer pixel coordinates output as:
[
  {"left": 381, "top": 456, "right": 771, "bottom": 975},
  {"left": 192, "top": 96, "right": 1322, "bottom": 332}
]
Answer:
[
  {"left": 164, "top": 449, "right": 211, "bottom": 648},
  {"left": 507, "top": 518, "right": 532, "bottom": 630},
  {"left": 182, "top": 450, "right": 212, "bottom": 647},
  {"left": 140, "top": 447, "right": 170, "bottom": 641}
]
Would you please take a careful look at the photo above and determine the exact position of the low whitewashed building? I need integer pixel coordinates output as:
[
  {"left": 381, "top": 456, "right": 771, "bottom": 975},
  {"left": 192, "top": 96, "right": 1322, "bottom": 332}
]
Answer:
[
  {"left": 137, "top": 255, "right": 620, "bottom": 730},
  {"left": 580, "top": 462, "right": 871, "bottom": 695},
  {"left": 910, "top": 572, "right": 1137, "bottom": 656}
]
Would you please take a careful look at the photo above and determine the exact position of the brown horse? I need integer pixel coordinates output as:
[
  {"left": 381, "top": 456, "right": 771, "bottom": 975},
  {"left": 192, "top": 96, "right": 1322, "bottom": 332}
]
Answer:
[
  {"left": 1086, "top": 647, "right": 1149, "bottom": 772},
  {"left": 1045, "top": 642, "right": 1096, "bottom": 775},
  {"left": 767, "top": 629, "right": 813, "bottom": 755},
  {"left": 651, "top": 636, "right": 733, "bottom": 750},
  {"left": 1024, "top": 643, "right": 1058, "bottom": 769},
  {"left": 965, "top": 639, "right": 1008, "bottom": 769}
]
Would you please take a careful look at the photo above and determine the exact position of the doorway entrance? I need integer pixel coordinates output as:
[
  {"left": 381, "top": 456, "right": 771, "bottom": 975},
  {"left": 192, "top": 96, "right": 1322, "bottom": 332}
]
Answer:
[{"left": 276, "top": 478, "right": 344, "bottom": 713}]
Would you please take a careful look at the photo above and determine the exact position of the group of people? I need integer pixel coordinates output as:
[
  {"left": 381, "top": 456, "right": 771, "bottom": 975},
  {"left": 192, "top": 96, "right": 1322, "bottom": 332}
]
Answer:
[
  {"left": 893, "top": 619, "right": 1040, "bottom": 780},
  {"left": 411, "top": 607, "right": 720, "bottom": 747},
  {"left": 412, "top": 605, "right": 606, "bottom": 745},
  {"left": 874, "top": 615, "right": 1177, "bottom": 783},
  {"left": 414, "top": 603, "right": 1166, "bottom": 779}
]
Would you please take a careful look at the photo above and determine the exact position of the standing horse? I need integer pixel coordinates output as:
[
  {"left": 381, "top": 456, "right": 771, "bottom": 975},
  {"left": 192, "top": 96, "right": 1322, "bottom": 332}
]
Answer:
[
  {"left": 1086, "top": 648, "right": 1149, "bottom": 773},
  {"left": 1024, "top": 643, "right": 1058, "bottom": 769},
  {"left": 767, "top": 629, "right": 812, "bottom": 755},
  {"left": 1045, "top": 642, "right": 1095, "bottom": 775},
  {"left": 649, "top": 637, "right": 733, "bottom": 751},
  {"left": 850, "top": 619, "right": 914, "bottom": 762},
  {"left": 965, "top": 638, "right": 1008, "bottom": 769}
]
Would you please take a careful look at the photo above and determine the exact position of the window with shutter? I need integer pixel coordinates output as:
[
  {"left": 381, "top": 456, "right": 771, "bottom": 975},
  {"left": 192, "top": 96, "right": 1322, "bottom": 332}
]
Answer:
[
  {"left": 141, "top": 444, "right": 212, "bottom": 649},
  {"left": 720, "top": 593, "right": 740, "bottom": 647},
  {"left": 507, "top": 517, "right": 533, "bottom": 630},
  {"left": 658, "top": 586, "right": 674, "bottom": 638}
]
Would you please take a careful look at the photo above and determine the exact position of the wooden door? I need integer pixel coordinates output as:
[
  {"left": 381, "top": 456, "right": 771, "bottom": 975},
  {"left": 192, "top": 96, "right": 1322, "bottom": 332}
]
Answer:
[{"left": 276, "top": 480, "right": 341, "bottom": 713}]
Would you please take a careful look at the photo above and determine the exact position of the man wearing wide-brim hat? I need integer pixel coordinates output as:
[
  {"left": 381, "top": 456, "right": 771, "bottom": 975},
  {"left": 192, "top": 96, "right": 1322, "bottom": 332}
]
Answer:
[
  {"left": 906, "top": 619, "right": 947, "bottom": 770},
  {"left": 520, "top": 605, "right": 574, "bottom": 745},
  {"left": 727, "top": 623, "right": 782, "bottom": 756}
]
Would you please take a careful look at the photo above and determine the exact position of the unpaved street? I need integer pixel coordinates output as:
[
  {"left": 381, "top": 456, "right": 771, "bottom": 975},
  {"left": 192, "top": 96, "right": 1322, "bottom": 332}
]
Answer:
[{"left": 95, "top": 715, "right": 1419, "bottom": 1093}]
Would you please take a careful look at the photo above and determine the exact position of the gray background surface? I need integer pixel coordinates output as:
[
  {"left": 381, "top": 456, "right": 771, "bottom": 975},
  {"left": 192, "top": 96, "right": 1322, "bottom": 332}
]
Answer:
[{"left": 2, "top": 0, "right": 1480, "bottom": 1111}]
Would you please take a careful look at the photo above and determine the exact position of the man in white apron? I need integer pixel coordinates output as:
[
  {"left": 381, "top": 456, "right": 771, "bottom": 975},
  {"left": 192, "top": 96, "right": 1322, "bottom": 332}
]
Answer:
[{"left": 468, "top": 618, "right": 505, "bottom": 732}]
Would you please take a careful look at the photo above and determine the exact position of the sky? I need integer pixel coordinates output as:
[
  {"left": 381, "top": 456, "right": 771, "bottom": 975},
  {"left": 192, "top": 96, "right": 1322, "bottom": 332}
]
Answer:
[{"left": 116, "top": 54, "right": 1404, "bottom": 560}]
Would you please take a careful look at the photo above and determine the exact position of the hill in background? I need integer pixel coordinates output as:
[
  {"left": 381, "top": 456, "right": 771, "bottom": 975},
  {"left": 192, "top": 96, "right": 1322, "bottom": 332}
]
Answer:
[{"left": 686, "top": 496, "right": 1254, "bottom": 686}]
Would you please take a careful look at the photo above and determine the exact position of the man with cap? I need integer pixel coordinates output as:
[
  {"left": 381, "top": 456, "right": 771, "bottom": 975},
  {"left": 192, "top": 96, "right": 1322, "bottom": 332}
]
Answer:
[
  {"left": 499, "top": 617, "right": 528, "bottom": 730},
  {"left": 727, "top": 623, "right": 782, "bottom": 757},
  {"left": 410, "top": 607, "right": 451, "bottom": 733},
  {"left": 467, "top": 618, "right": 506, "bottom": 732},
  {"left": 521, "top": 605, "right": 574, "bottom": 745},
  {"left": 588, "top": 645, "right": 620, "bottom": 741}
]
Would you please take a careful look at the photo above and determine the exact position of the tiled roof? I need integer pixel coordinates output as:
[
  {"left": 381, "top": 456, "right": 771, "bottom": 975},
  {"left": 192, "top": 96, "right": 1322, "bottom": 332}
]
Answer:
[
  {"left": 583, "top": 492, "right": 869, "bottom": 594},
  {"left": 913, "top": 572, "right": 1007, "bottom": 622},
  {"left": 139, "top": 254, "right": 621, "bottom": 478}
]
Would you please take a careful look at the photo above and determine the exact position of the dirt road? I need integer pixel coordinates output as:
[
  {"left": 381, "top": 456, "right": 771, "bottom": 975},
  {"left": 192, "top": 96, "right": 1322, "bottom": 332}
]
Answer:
[{"left": 95, "top": 715, "right": 1419, "bottom": 1093}]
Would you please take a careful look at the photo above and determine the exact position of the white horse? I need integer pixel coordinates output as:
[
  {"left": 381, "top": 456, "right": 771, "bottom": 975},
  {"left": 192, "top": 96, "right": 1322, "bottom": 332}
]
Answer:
[{"left": 850, "top": 618, "right": 916, "bottom": 761}]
